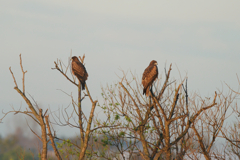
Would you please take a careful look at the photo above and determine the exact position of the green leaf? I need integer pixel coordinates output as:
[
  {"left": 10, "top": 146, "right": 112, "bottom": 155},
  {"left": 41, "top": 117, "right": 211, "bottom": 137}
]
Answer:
[
  {"left": 119, "top": 131, "right": 125, "bottom": 137},
  {"left": 125, "top": 116, "right": 132, "bottom": 122},
  {"left": 115, "top": 114, "right": 120, "bottom": 120}
]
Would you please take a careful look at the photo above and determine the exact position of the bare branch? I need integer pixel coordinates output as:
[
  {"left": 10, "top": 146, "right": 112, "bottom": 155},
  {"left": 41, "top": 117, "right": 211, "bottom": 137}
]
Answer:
[
  {"left": 26, "top": 119, "right": 42, "bottom": 142},
  {"left": 9, "top": 67, "right": 18, "bottom": 87},
  {"left": 19, "top": 54, "right": 27, "bottom": 94},
  {"left": 45, "top": 115, "right": 62, "bottom": 160},
  {"left": 52, "top": 61, "right": 78, "bottom": 87}
]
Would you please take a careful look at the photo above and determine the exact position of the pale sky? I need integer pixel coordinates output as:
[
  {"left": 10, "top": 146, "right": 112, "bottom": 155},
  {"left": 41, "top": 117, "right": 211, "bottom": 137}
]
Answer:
[{"left": 1, "top": 0, "right": 240, "bottom": 137}]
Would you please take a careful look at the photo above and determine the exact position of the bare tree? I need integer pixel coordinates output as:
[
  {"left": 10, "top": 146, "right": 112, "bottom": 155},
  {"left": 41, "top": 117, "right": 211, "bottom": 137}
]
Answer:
[
  {"left": 52, "top": 55, "right": 117, "bottom": 160},
  {"left": 1, "top": 54, "right": 101, "bottom": 160},
  {"left": 96, "top": 64, "right": 222, "bottom": 160},
  {"left": 2, "top": 54, "right": 238, "bottom": 160},
  {"left": 220, "top": 76, "right": 240, "bottom": 159},
  {"left": 1, "top": 54, "right": 60, "bottom": 160},
  {"left": 189, "top": 89, "right": 234, "bottom": 160}
]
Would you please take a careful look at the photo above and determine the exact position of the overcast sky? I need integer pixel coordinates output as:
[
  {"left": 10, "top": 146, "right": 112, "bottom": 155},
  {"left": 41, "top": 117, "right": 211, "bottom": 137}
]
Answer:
[{"left": 1, "top": 0, "right": 240, "bottom": 137}]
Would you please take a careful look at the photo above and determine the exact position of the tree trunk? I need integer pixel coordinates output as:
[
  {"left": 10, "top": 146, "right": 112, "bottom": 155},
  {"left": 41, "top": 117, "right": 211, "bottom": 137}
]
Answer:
[{"left": 40, "top": 109, "right": 48, "bottom": 160}]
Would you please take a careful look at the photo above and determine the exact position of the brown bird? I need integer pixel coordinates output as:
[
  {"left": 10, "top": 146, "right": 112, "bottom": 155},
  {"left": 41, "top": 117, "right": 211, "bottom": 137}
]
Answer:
[
  {"left": 71, "top": 56, "right": 88, "bottom": 90},
  {"left": 142, "top": 60, "right": 158, "bottom": 96}
]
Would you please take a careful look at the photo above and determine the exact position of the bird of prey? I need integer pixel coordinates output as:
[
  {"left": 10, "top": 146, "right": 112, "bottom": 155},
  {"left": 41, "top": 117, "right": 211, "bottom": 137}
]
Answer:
[
  {"left": 71, "top": 56, "right": 88, "bottom": 90},
  {"left": 142, "top": 60, "right": 158, "bottom": 96}
]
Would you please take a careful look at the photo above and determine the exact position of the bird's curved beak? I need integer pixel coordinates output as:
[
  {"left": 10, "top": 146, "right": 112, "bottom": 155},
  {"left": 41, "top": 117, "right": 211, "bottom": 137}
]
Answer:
[{"left": 155, "top": 62, "right": 158, "bottom": 65}]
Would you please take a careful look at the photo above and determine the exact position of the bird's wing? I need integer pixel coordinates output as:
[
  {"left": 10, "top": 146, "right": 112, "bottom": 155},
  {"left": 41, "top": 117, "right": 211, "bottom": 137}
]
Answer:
[
  {"left": 72, "top": 61, "right": 87, "bottom": 78},
  {"left": 142, "top": 65, "right": 154, "bottom": 81},
  {"left": 142, "top": 65, "right": 158, "bottom": 87}
]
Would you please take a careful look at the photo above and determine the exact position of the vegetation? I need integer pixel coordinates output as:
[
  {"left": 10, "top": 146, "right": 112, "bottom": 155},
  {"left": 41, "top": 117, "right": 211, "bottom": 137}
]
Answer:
[
  {"left": 1, "top": 54, "right": 239, "bottom": 160},
  {"left": 0, "top": 134, "right": 35, "bottom": 160}
]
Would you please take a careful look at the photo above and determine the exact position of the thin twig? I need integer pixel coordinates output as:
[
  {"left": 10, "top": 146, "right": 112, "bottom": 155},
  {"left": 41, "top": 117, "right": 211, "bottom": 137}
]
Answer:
[
  {"left": 9, "top": 67, "right": 18, "bottom": 87},
  {"left": 19, "top": 54, "right": 27, "bottom": 95}
]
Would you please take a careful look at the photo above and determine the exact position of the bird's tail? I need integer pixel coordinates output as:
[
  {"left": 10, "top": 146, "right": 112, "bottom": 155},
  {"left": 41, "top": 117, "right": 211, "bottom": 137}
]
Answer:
[
  {"left": 81, "top": 81, "right": 85, "bottom": 90},
  {"left": 146, "top": 87, "right": 150, "bottom": 97},
  {"left": 143, "top": 88, "right": 146, "bottom": 95},
  {"left": 143, "top": 87, "right": 150, "bottom": 97}
]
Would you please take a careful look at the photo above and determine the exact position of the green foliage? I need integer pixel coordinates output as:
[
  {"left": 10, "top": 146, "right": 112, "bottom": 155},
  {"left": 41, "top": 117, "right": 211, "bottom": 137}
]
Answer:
[
  {"left": 125, "top": 116, "right": 132, "bottom": 122},
  {"left": 114, "top": 114, "right": 120, "bottom": 120},
  {"left": 57, "top": 139, "right": 79, "bottom": 159},
  {"left": 101, "top": 136, "right": 109, "bottom": 147},
  {"left": 0, "top": 135, "right": 34, "bottom": 160},
  {"left": 119, "top": 131, "right": 125, "bottom": 137}
]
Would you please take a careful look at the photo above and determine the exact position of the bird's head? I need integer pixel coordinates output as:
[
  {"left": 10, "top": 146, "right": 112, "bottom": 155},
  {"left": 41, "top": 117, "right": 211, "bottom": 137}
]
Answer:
[
  {"left": 71, "top": 56, "right": 78, "bottom": 61},
  {"left": 150, "top": 60, "right": 158, "bottom": 66}
]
